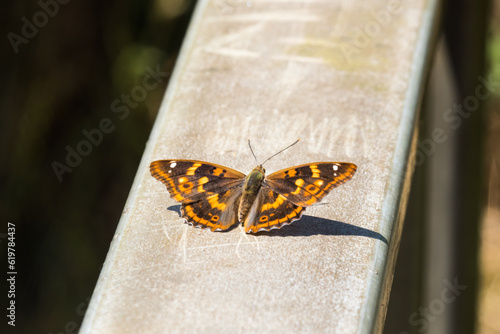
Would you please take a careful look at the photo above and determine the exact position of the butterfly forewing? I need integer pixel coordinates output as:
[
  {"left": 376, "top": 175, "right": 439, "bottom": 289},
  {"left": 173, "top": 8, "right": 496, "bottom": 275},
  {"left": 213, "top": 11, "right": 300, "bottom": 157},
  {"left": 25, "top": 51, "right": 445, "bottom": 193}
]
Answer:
[
  {"left": 264, "top": 162, "right": 357, "bottom": 207},
  {"left": 150, "top": 160, "right": 245, "bottom": 203}
]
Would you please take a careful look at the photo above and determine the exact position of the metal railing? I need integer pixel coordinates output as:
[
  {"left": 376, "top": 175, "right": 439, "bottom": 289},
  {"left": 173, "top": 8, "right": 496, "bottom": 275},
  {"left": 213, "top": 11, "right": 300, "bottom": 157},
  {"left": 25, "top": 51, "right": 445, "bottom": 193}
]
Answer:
[{"left": 81, "top": 0, "right": 442, "bottom": 332}]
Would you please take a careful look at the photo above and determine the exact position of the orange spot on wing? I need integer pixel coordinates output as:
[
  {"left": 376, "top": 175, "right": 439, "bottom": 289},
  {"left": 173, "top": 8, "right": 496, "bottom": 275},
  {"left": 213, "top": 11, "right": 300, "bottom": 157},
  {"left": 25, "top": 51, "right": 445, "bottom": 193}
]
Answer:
[
  {"left": 212, "top": 167, "right": 225, "bottom": 176},
  {"left": 291, "top": 179, "right": 304, "bottom": 195},
  {"left": 197, "top": 176, "right": 209, "bottom": 193},
  {"left": 305, "top": 184, "right": 320, "bottom": 194},
  {"left": 186, "top": 163, "right": 201, "bottom": 176},
  {"left": 207, "top": 194, "right": 227, "bottom": 210},
  {"left": 261, "top": 194, "right": 287, "bottom": 211},
  {"left": 310, "top": 165, "right": 321, "bottom": 178}
]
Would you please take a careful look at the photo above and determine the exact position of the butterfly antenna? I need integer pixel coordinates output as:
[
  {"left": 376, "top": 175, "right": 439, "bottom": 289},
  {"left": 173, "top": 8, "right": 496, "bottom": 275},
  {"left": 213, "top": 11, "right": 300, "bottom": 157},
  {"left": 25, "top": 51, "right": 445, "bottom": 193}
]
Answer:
[
  {"left": 261, "top": 139, "right": 300, "bottom": 166},
  {"left": 248, "top": 139, "right": 260, "bottom": 165}
]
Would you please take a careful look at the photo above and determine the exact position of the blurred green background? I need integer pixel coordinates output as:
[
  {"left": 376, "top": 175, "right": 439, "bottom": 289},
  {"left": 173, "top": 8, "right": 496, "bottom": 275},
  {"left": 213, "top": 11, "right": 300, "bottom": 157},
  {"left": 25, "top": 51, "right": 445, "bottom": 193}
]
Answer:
[{"left": 1, "top": 0, "right": 195, "bottom": 332}]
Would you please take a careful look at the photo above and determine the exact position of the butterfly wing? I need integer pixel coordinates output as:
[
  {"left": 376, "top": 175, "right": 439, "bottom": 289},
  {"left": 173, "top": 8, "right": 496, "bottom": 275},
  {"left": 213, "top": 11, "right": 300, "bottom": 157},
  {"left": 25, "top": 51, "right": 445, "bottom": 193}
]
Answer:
[
  {"left": 150, "top": 160, "right": 246, "bottom": 231},
  {"left": 242, "top": 162, "right": 356, "bottom": 233},
  {"left": 243, "top": 188, "right": 305, "bottom": 233},
  {"left": 264, "top": 162, "right": 357, "bottom": 207},
  {"left": 181, "top": 188, "right": 242, "bottom": 231}
]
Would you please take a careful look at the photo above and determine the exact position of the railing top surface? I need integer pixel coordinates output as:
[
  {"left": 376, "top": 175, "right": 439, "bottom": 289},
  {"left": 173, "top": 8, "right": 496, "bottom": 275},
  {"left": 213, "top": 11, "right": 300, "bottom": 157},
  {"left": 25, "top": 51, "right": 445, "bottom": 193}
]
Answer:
[{"left": 81, "top": 0, "right": 440, "bottom": 332}]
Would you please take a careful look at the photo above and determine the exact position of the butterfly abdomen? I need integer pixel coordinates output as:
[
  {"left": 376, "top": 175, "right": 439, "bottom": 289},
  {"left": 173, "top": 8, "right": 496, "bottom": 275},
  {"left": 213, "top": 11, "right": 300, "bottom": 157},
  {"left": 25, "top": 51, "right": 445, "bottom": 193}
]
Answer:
[{"left": 238, "top": 165, "right": 265, "bottom": 222}]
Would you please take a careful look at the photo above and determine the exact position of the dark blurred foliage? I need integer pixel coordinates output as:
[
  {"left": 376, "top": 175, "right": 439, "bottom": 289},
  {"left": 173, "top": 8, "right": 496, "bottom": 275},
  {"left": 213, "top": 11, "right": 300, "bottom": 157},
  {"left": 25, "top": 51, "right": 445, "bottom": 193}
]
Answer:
[{"left": 0, "top": 0, "right": 195, "bottom": 332}]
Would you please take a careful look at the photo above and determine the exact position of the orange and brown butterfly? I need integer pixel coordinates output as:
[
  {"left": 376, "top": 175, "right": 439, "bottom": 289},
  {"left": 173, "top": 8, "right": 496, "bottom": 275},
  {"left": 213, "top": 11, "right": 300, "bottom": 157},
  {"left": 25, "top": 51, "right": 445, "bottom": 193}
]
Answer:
[{"left": 150, "top": 140, "right": 357, "bottom": 234}]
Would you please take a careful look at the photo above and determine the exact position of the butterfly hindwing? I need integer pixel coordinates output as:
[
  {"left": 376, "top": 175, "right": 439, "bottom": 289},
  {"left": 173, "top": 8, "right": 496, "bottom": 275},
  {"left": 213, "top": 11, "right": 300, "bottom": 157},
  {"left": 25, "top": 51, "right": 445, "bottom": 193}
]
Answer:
[
  {"left": 182, "top": 188, "right": 242, "bottom": 231},
  {"left": 243, "top": 188, "right": 305, "bottom": 233},
  {"left": 264, "top": 162, "right": 357, "bottom": 207}
]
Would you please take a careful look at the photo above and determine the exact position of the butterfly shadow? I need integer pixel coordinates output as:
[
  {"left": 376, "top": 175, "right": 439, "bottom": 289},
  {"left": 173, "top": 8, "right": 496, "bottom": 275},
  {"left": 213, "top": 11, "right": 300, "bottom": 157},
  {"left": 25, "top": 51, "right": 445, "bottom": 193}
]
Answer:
[
  {"left": 168, "top": 205, "right": 387, "bottom": 244},
  {"left": 168, "top": 205, "right": 182, "bottom": 216},
  {"left": 256, "top": 215, "right": 388, "bottom": 244}
]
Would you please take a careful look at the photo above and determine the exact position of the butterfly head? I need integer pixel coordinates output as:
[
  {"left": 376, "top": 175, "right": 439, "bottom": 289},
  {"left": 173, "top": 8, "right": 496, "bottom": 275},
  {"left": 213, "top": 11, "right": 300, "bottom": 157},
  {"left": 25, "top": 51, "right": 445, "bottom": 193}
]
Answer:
[{"left": 255, "top": 164, "right": 265, "bottom": 175}]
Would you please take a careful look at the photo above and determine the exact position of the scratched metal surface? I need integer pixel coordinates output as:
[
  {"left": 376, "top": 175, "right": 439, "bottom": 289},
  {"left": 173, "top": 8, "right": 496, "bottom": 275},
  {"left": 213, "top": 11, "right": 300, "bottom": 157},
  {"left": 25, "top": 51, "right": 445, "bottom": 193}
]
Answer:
[{"left": 81, "top": 0, "right": 439, "bottom": 333}]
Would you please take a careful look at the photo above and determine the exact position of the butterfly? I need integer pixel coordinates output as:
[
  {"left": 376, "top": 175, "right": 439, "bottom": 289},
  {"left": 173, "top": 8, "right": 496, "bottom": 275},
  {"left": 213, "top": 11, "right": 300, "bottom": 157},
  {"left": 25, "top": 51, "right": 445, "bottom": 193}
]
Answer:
[{"left": 150, "top": 140, "right": 357, "bottom": 234}]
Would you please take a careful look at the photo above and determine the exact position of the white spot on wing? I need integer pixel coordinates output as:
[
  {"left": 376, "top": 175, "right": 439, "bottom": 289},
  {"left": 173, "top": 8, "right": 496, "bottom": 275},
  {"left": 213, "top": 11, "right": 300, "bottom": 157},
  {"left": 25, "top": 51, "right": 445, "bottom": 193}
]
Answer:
[
  {"left": 170, "top": 162, "right": 177, "bottom": 168},
  {"left": 333, "top": 165, "right": 339, "bottom": 171}
]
